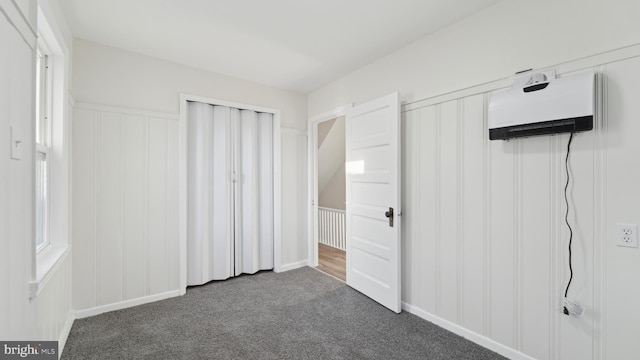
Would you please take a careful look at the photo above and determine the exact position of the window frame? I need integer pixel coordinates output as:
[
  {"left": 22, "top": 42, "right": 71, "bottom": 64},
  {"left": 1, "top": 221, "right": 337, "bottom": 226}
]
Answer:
[
  {"left": 35, "top": 40, "right": 52, "bottom": 254},
  {"left": 29, "top": 4, "right": 70, "bottom": 300}
]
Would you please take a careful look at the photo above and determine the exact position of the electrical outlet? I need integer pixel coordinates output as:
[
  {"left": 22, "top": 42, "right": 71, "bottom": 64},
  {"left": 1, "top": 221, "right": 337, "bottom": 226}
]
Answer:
[{"left": 617, "top": 223, "right": 638, "bottom": 248}]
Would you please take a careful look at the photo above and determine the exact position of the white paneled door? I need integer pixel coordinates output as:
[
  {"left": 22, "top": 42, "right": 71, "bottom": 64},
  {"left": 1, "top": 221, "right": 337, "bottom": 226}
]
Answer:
[{"left": 346, "top": 92, "right": 401, "bottom": 313}]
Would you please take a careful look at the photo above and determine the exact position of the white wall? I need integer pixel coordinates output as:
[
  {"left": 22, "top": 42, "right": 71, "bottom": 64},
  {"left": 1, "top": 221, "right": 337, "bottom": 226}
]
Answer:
[
  {"left": 72, "top": 40, "right": 307, "bottom": 129},
  {"left": 308, "top": 0, "right": 640, "bottom": 359},
  {"left": 318, "top": 115, "right": 345, "bottom": 210},
  {"left": 308, "top": 0, "right": 640, "bottom": 116},
  {"left": 71, "top": 40, "right": 309, "bottom": 310},
  {"left": 0, "top": 0, "right": 74, "bottom": 348},
  {"left": 319, "top": 164, "right": 345, "bottom": 210}
]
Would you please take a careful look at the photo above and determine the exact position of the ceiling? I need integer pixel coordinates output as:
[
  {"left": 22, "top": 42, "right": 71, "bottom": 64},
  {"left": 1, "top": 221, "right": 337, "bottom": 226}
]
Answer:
[{"left": 58, "top": 0, "right": 500, "bottom": 93}]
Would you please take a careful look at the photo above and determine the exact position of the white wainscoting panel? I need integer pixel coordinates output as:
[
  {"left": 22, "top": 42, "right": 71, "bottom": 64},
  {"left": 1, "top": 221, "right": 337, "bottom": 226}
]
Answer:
[
  {"left": 398, "top": 56, "right": 640, "bottom": 359},
  {"left": 601, "top": 59, "right": 640, "bottom": 360},
  {"left": 461, "top": 94, "right": 486, "bottom": 336},
  {"left": 35, "top": 255, "right": 74, "bottom": 347},
  {"left": 72, "top": 103, "right": 180, "bottom": 311},
  {"left": 279, "top": 129, "right": 308, "bottom": 269}
]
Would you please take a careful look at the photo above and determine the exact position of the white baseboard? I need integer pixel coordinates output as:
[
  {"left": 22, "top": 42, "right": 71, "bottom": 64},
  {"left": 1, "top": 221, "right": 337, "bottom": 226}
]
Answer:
[
  {"left": 74, "top": 290, "right": 181, "bottom": 319},
  {"left": 402, "top": 302, "right": 536, "bottom": 360},
  {"left": 57, "top": 311, "right": 75, "bottom": 359},
  {"left": 276, "top": 260, "right": 308, "bottom": 273}
]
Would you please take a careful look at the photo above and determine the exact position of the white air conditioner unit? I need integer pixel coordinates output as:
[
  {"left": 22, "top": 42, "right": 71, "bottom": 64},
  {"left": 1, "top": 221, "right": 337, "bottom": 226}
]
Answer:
[{"left": 488, "top": 71, "right": 595, "bottom": 140}]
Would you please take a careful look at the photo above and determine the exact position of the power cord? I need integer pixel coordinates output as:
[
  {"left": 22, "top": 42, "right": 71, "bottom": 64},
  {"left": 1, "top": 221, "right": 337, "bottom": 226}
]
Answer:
[{"left": 563, "top": 132, "right": 575, "bottom": 316}]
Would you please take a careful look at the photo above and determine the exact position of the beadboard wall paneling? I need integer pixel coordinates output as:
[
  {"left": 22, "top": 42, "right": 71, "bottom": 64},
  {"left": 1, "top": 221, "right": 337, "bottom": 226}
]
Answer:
[
  {"left": 148, "top": 119, "right": 179, "bottom": 294},
  {"left": 398, "top": 59, "right": 637, "bottom": 358},
  {"left": 488, "top": 133, "right": 516, "bottom": 348},
  {"left": 35, "top": 255, "right": 74, "bottom": 343},
  {"left": 72, "top": 104, "right": 180, "bottom": 311},
  {"left": 519, "top": 134, "right": 553, "bottom": 359},
  {"left": 600, "top": 58, "right": 640, "bottom": 360},
  {"left": 461, "top": 94, "right": 485, "bottom": 335},
  {"left": 438, "top": 100, "right": 460, "bottom": 323},
  {"left": 280, "top": 129, "right": 308, "bottom": 269},
  {"left": 71, "top": 108, "right": 97, "bottom": 310},
  {"left": 418, "top": 106, "right": 439, "bottom": 315},
  {"left": 96, "top": 111, "right": 123, "bottom": 306}
]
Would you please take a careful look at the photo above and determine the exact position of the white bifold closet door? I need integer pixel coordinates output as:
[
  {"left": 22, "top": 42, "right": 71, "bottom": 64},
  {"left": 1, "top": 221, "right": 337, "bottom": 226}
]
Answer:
[{"left": 187, "top": 101, "right": 274, "bottom": 286}]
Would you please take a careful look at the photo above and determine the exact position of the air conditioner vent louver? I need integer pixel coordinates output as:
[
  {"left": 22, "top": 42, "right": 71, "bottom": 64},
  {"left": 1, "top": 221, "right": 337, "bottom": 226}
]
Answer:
[{"left": 488, "top": 72, "right": 595, "bottom": 140}]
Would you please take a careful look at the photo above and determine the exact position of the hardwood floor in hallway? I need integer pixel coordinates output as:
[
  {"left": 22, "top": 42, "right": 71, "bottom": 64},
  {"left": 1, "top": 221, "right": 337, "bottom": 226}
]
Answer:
[{"left": 316, "top": 243, "right": 346, "bottom": 281}]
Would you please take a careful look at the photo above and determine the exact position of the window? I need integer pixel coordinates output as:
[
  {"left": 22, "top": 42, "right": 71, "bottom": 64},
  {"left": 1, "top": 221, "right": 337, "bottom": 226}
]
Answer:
[
  {"left": 30, "top": 5, "right": 70, "bottom": 299},
  {"left": 35, "top": 42, "right": 52, "bottom": 252}
]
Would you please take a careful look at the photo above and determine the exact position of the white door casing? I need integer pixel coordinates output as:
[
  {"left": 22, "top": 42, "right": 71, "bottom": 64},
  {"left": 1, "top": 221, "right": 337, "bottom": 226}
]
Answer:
[
  {"left": 307, "top": 108, "right": 346, "bottom": 268},
  {"left": 345, "top": 92, "right": 401, "bottom": 313}
]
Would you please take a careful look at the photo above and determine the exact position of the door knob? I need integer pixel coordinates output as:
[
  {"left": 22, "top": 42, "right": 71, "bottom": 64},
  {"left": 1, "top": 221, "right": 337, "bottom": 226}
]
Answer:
[{"left": 385, "top": 207, "right": 394, "bottom": 227}]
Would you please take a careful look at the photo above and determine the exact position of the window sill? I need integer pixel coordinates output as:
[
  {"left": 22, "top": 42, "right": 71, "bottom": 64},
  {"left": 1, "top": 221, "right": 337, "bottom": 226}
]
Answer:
[{"left": 29, "top": 244, "right": 69, "bottom": 300}]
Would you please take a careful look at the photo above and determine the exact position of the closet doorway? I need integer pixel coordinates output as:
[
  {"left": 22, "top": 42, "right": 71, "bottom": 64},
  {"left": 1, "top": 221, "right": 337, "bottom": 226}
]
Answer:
[
  {"left": 314, "top": 115, "right": 346, "bottom": 281},
  {"left": 178, "top": 95, "right": 282, "bottom": 292}
]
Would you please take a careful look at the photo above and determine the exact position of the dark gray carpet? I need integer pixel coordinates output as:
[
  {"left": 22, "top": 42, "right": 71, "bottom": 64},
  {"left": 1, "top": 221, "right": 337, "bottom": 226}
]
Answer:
[{"left": 63, "top": 267, "right": 506, "bottom": 359}]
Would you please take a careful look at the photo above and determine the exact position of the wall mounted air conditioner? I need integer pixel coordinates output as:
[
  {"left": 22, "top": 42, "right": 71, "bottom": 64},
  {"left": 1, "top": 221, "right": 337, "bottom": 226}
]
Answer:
[{"left": 488, "top": 71, "right": 595, "bottom": 140}]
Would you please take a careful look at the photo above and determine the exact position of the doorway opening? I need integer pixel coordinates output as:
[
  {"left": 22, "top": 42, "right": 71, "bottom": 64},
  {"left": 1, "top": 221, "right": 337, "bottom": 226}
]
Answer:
[
  {"left": 309, "top": 92, "right": 400, "bottom": 311},
  {"left": 315, "top": 116, "right": 346, "bottom": 281}
]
